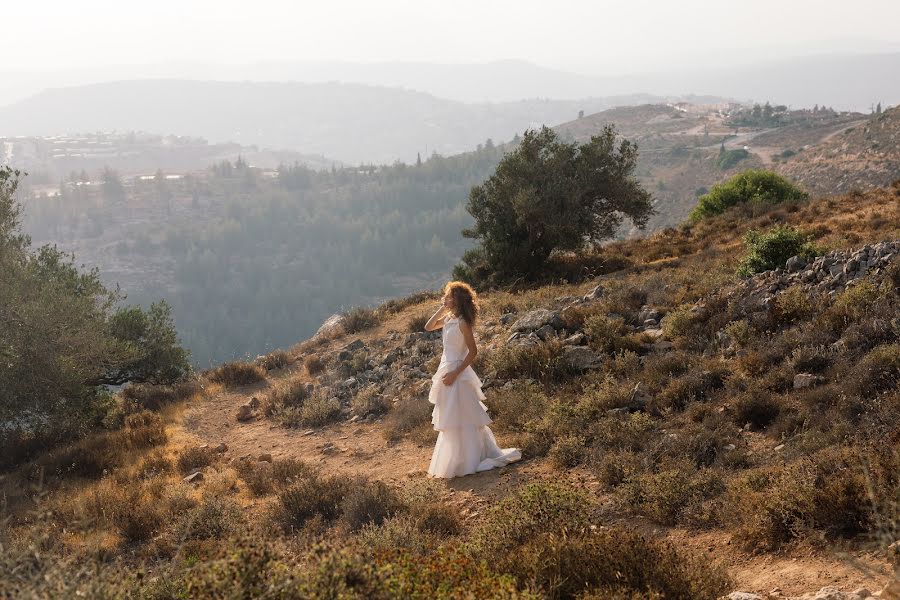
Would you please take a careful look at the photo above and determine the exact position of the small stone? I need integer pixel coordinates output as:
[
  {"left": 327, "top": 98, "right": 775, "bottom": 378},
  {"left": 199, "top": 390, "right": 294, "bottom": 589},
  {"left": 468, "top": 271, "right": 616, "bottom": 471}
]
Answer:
[
  {"left": 794, "top": 373, "right": 820, "bottom": 389},
  {"left": 182, "top": 471, "right": 203, "bottom": 484},
  {"left": 215, "top": 443, "right": 228, "bottom": 453},
  {"left": 258, "top": 453, "right": 273, "bottom": 463},
  {"left": 727, "top": 593, "right": 764, "bottom": 600},
  {"left": 774, "top": 444, "right": 785, "bottom": 451},
  {"left": 563, "top": 332, "right": 586, "bottom": 345},
  {"left": 561, "top": 345, "right": 603, "bottom": 371},
  {"left": 583, "top": 284, "right": 604, "bottom": 302},
  {"left": 236, "top": 404, "right": 254, "bottom": 422},
  {"left": 248, "top": 396, "right": 260, "bottom": 410}
]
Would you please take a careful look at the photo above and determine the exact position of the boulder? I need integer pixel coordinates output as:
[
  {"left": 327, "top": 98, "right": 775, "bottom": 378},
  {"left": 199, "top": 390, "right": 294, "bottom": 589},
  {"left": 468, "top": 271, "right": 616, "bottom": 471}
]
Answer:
[
  {"left": 561, "top": 346, "right": 603, "bottom": 371},
  {"left": 786, "top": 255, "right": 807, "bottom": 272},
  {"left": 511, "top": 309, "right": 564, "bottom": 333},
  {"left": 535, "top": 324, "right": 557, "bottom": 341},
  {"left": 315, "top": 314, "right": 344, "bottom": 338}
]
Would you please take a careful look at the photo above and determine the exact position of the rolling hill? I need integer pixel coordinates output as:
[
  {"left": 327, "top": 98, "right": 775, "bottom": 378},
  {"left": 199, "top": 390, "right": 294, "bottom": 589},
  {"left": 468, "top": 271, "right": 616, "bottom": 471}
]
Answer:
[{"left": 0, "top": 79, "right": 676, "bottom": 164}]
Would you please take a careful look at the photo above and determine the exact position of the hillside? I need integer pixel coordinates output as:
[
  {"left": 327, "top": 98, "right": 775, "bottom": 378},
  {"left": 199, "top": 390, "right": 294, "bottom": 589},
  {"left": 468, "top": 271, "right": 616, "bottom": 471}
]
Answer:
[
  {"left": 555, "top": 103, "right": 895, "bottom": 232},
  {"left": 0, "top": 80, "right": 683, "bottom": 164},
  {"left": 778, "top": 105, "right": 900, "bottom": 195},
  {"left": 3, "top": 184, "right": 899, "bottom": 597}
]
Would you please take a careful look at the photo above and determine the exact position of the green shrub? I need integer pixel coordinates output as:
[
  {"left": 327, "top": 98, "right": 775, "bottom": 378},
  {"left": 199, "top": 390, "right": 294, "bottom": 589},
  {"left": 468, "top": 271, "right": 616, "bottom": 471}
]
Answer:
[
  {"left": 416, "top": 503, "right": 463, "bottom": 536},
  {"left": 619, "top": 463, "right": 725, "bottom": 526},
  {"left": 737, "top": 226, "right": 818, "bottom": 276},
  {"left": 488, "top": 339, "right": 574, "bottom": 382},
  {"left": 549, "top": 434, "right": 587, "bottom": 469},
  {"left": 716, "top": 148, "right": 750, "bottom": 170},
  {"left": 690, "top": 170, "right": 808, "bottom": 220}
]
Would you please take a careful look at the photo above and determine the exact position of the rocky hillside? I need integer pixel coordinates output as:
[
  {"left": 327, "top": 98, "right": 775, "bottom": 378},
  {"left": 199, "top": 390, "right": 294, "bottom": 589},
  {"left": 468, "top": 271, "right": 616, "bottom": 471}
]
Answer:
[
  {"left": 778, "top": 106, "right": 900, "bottom": 195},
  {"left": 2, "top": 186, "right": 899, "bottom": 598}
]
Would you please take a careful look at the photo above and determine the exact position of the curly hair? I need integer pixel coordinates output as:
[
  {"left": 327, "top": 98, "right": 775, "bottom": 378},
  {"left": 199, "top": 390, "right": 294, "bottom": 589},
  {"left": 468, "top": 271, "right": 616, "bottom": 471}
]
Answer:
[{"left": 444, "top": 281, "right": 479, "bottom": 326}]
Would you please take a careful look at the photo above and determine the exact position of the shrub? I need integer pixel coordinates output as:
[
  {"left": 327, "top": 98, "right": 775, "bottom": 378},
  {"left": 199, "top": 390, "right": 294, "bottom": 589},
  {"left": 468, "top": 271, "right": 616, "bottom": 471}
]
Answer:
[
  {"left": 416, "top": 502, "right": 463, "bottom": 536},
  {"left": 207, "top": 361, "right": 266, "bottom": 387},
  {"left": 716, "top": 147, "right": 750, "bottom": 170},
  {"left": 383, "top": 398, "right": 433, "bottom": 445},
  {"left": 592, "top": 449, "right": 643, "bottom": 490},
  {"left": 774, "top": 286, "right": 815, "bottom": 324},
  {"left": 274, "top": 474, "right": 352, "bottom": 531},
  {"left": 351, "top": 385, "right": 390, "bottom": 418},
  {"left": 304, "top": 355, "right": 326, "bottom": 375},
  {"left": 137, "top": 449, "right": 173, "bottom": 478},
  {"left": 652, "top": 366, "right": 728, "bottom": 412},
  {"left": 256, "top": 349, "right": 291, "bottom": 370},
  {"left": 176, "top": 445, "right": 217, "bottom": 474},
  {"left": 488, "top": 339, "right": 574, "bottom": 382},
  {"left": 294, "top": 394, "right": 342, "bottom": 427},
  {"left": 848, "top": 343, "right": 900, "bottom": 397},
  {"left": 341, "top": 478, "right": 405, "bottom": 532},
  {"left": 732, "top": 387, "right": 781, "bottom": 430},
  {"left": 583, "top": 314, "right": 643, "bottom": 354},
  {"left": 407, "top": 312, "right": 430, "bottom": 332},
  {"left": 123, "top": 410, "right": 167, "bottom": 449},
  {"left": 593, "top": 412, "right": 656, "bottom": 452},
  {"left": 176, "top": 495, "right": 244, "bottom": 541},
  {"left": 507, "top": 528, "right": 731, "bottom": 599},
  {"left": 120, "top": 380, "right": 202, "bottom": 411},
  {"left": 690, "top": 170, "right": 808, "bottom": 220},
  {"left": 619, "top": 463, "right": 725, "bottom": 526},
  {"left": 342, "top": 307, "right": 379, "bottom": 334},
  {"left": 737, "top": 226, "right": 818, "bottom": 276},
  {"left": 262, "top": 379, "right": 310, "bottom": 416},
  {"left": 549, "top": 434, "right": 587, "bottom": 469}
]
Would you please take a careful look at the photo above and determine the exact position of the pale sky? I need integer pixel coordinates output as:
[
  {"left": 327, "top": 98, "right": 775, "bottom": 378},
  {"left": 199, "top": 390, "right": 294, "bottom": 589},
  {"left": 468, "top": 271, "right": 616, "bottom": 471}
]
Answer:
[{"left": 5, "top": 0, "right": 900, "bottom": 75}]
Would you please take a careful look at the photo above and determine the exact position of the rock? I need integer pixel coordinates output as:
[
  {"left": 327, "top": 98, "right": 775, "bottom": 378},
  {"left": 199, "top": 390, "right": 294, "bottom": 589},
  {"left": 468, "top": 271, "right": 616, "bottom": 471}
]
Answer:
[
  {"left": 248, "top": 396, "right": 260, "bottom": 410},
  {"left": 727, "top": 592, "right": 764, "bottom": 600},
  {"left": 793, "top": 373, "right": 820, "bottom": 389},
  {"left": 535, "top": 324, "right": 557, "bottom": 341},
  {"left": 342, "top": 377, "right": 357, "bottom": 388},
  {"left": 314, "top": 313, "right": 344, "bottom": 338},
  {"left": 182, "top": 471, "right": 204, "bottom": 484},
  {"left": 563, "top": 332, "right": 586, "bottom": 346},
  {"left": 215, "top": 443, "right": 228, "bottom": 453},
  {"left": 236, "top": 404, "right": 255, "bottom": 422},
  {"left": 851, "top": 589, "right": 872, "bottom": 599},
  {"left": 344, "top": 339, "right": 365, "bottom": 352},
  {"left": 786, "top": 255, "right": 807, "bottom": 272},
  {"left": 638, "top": 306, "right": 662, "bottom": 323},
  {"left": 499, "top": 313, "right": 516, "bottom": 325},
  {"left": 583, "top": 284, "right": 604, "bottom": 302},
  {"left": 561, "top": 345, "right": 603, "bottom": 371},
  {"left": 652, "top": 340, "right": 675, "bottom": 352},
  {"left": 258, "top": 453, "right": 273, "bottom": 463},
  {"left": 506, "top": 331, "right": 522, "bottom": 344},
  {"left": 774, "top": 444, "right": 785, "bottom": 451},
  {"left": 511, "top": 309, "right": 564, "bottom": 333}
]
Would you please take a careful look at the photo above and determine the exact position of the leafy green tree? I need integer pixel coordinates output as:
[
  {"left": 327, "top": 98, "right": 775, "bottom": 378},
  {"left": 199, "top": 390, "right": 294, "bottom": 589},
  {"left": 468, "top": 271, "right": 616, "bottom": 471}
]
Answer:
[
  {"left": 690, "top": 170, "right": 808, "bottom": 221},
  {"left": 0, "top": 167, "right": 190, "bottom": 451},
  {"left": 455, "top": 126, "right": 652, "bottom": 281}
]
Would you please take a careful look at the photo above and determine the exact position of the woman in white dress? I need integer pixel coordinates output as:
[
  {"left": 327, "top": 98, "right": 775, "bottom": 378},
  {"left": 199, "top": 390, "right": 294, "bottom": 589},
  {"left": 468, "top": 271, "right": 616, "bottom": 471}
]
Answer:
[{"left": 424, "top": 281, "right": 521, "bottom": 479}]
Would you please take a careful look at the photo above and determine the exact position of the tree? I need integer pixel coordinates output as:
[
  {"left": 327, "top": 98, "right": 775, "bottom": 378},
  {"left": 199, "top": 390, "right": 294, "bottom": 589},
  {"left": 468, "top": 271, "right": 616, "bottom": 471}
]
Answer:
[
  {"left": 0, "top": 167, "right": 190, "bottom": 451},
  {"left": 101, "top": 166, "right": 125, "bottom": 202},
  {"left": 456, "top": 126, "right": 652, "bottom": 281}
]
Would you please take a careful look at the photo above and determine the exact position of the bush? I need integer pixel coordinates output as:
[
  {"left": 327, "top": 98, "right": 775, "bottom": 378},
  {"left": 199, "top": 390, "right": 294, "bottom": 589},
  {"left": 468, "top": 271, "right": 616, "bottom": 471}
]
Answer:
[
  {"left": 383, "top": 398, "right": 433, "bottom": 445},
  {"left": 341, "top": 478, "right": 405, "bottom": 532},
  {"left": 207, "top": 361, "right": 266, "bottom": 387},
  {"left": 407, "top": 312, "right": 430, "bottom": 332},
  {"left": 737, "top": 225, "right": 818, "bottom": 276},
  {"left": 123, "top": 411, "right": 167, "bottom": 449},
  {"left": 294, "top": 394, "right": 342, "bottom": 427},
  {"left": 549, "top": 434, "right": 587, "bottom": 469},
  {"left": 256, "top": 349, "right": 291, "bottom": 370},
  {"left": 583, "top": 314, "right": 643, "bottom": 354},
  {"left": 732, "top": 387, "right": 781, "bottom": 429},
  {"left": 716, "top": 147, "right": 750, "bottom": 170},
  {"left": 262, "top": 379, "right": 310, "bottom": 416},
  {"left": 690, "top": 170, "right": 808, "bottom": 220},
  {"left": 176, "top": 445, "right": 217, "bottom": 474},
  {"left": 488, "top": 339, "right": 574, "bottom": 382},
  {"left": 416, "top": 502, "right": 463, "bottom": 536},
  {"left": 176, "top": 495, "right": 244, "bottom": 541},
  {"left": 618, "top": 463, "right": 725, "bottom": 526},
  {"left": 351, "top": 386, "right": 390, "bottom": 418},
  {"left": 342, "top": 307, "right": 379, "bottom": 334},
  {"left": 304, "top": 354, "right": 326, "bottom": 375},
  {"left": 274, "top": 474, "right": 352, "bottom": 531}
]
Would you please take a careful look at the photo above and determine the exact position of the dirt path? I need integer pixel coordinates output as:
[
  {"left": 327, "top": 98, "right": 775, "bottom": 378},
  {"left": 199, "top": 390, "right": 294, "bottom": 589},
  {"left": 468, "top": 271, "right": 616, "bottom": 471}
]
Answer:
[{"left": 179, "top": 377, "right": 892, "bottom": 597}]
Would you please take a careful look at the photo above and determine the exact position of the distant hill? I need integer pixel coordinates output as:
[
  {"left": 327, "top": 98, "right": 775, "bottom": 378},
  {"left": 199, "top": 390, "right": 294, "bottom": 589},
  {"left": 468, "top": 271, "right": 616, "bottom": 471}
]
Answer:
[
  {"left": 777, "top": 105, "right": 900, "bottom": 194},
  {"left": 0, "top": 80, "right": 676, "bottom": 164}
]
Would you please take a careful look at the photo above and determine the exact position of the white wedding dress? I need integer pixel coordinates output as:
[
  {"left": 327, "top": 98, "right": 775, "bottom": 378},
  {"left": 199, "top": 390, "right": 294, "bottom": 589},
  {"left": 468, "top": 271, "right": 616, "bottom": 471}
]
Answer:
[{"left": 427, "top": 315, "right": 521, "bottom": 478}]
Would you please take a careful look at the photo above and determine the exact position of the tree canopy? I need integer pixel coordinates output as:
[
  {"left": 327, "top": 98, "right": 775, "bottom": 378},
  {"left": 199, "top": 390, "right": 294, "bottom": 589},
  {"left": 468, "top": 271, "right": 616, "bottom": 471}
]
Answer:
[
  {"left": 455, "top": 126, "right": 653, "bottom": 282},
  {"left": 1, "top": 166, "right": 189, "bottom": 449}
]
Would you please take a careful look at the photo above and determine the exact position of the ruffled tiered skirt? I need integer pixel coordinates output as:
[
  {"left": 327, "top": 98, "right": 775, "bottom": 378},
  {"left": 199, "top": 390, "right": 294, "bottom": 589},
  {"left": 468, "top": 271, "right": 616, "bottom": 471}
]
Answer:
[{"left": 427, "top": 361, "right": 521, "bottom": 479}]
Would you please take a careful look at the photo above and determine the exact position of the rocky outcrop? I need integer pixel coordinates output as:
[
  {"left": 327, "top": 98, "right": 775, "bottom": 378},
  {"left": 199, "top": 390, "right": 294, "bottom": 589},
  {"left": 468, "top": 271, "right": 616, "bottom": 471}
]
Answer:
[{"left": 510, "top": 309, "right": 564, "bottom": 333}]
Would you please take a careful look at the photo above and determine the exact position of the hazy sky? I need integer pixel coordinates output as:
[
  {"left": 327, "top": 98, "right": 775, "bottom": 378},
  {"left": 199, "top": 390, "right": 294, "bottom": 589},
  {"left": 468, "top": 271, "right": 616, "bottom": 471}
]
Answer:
[{"left": 6, "top": 0, "right": 900, "bottom": 74}]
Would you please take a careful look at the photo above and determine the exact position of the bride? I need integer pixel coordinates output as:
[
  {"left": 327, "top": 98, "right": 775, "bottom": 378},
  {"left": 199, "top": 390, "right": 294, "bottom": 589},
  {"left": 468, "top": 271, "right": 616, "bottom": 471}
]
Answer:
[{"left": 424, "top": 281, "right": 521, "bottom": 479}]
